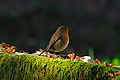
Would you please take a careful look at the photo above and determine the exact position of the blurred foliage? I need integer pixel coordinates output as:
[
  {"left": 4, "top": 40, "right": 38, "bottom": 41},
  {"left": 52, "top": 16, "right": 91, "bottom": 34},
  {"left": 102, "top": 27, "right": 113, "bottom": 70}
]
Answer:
[
  {"left": 102, "top": 55, "right": 120, "bottom": 66},
  {"left": 0, "top": 0, "right": 120, "bottom": 60}
]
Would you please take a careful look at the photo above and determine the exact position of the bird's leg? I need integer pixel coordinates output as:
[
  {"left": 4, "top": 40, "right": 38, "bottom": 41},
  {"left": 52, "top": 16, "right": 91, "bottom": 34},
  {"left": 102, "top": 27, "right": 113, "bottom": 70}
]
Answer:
[
  {"left": 56, "top": 52, "right": 69, "bottom": 59},
  {"left": 55, "top": 52, "right": 61, "bottom": 55}
]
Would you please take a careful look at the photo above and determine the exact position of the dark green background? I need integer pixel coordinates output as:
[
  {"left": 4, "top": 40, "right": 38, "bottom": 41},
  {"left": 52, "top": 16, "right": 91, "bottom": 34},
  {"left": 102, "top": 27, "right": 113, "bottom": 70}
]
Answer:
[{"left": 0, "top": 0, "right": 120, "bottom": 63}]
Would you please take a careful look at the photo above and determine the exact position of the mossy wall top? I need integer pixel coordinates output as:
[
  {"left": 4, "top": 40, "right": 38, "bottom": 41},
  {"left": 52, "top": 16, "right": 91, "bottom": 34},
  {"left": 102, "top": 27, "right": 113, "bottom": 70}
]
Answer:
[{"left": 0, "top": 53, "right": 120, "bottom": 80}]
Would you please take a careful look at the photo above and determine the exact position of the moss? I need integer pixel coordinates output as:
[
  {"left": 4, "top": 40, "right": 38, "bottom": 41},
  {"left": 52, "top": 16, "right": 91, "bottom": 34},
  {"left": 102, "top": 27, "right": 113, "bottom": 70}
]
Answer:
[{"left": 0, "top": 52, "right": 120, "bottom": 80}]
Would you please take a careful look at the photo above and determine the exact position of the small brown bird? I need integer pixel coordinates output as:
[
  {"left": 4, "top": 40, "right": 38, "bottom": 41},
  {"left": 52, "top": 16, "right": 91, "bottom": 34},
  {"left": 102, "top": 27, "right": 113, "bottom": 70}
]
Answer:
[{"left": 39, "top": 26, "right": 69, "bottom": 55}]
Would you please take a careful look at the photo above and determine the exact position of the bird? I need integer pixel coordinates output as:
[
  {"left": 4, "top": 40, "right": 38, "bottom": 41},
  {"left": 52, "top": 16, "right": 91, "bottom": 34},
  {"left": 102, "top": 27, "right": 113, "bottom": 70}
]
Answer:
[{"left": 39, "top": 26, "right": 69, "bottom": 55}]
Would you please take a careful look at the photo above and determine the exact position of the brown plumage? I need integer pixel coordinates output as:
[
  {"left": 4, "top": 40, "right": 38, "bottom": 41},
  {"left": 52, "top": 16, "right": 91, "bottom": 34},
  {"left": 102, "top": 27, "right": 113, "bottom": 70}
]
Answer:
[{"left": 39, "top": 26, "right": 69, "bottom": 55}]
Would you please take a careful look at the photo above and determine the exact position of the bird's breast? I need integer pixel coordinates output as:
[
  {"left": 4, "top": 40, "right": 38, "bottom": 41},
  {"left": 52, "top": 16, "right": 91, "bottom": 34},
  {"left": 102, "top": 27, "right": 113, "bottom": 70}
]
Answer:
[{"left": 50, "top": 33, "right": 69, "bottom": 52}]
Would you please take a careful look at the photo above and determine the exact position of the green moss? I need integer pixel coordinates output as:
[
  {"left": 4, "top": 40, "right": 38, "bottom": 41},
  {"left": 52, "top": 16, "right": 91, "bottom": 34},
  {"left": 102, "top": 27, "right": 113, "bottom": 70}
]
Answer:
[{"left": 0, "top": 52, "right": 120, "bottom": 80}]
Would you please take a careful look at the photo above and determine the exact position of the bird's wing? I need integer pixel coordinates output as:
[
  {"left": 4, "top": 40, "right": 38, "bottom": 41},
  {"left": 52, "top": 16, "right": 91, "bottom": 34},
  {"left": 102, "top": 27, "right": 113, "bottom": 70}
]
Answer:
[{"left": 45, "top": 34, "right": 61, "bottom": 51}]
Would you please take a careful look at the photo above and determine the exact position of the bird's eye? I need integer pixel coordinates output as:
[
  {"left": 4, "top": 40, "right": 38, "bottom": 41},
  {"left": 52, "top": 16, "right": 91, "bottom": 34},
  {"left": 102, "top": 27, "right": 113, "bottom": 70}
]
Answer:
[{"left": 64, "top": 28, "right": 67, "bottom": 30}]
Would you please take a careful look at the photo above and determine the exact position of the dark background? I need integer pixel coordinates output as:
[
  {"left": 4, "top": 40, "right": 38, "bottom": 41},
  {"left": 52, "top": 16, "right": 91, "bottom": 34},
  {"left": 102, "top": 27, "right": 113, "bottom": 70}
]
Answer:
[{"left": 0, "top": 0, "right": 120, "bottom": 63}]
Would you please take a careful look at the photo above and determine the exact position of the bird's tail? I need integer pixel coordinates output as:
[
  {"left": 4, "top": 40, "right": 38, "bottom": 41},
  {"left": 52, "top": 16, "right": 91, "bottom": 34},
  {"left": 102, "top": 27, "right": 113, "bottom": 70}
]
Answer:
[
  {"left": 38, "top": 45, "right": 50, "bottom": 56},
  {"left": 38, "top": 50, "right": 46, "bottom": 56}
]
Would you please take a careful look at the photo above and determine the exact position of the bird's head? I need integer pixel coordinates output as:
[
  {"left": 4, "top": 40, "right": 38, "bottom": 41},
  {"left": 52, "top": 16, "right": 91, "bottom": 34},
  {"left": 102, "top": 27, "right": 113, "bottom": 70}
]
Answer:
[{"left": 56, "top": 26, "right": 69, "bottom": 35}]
